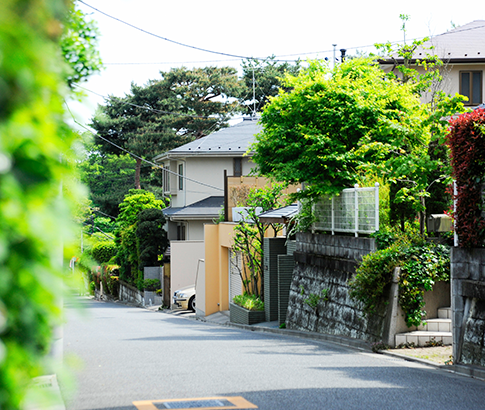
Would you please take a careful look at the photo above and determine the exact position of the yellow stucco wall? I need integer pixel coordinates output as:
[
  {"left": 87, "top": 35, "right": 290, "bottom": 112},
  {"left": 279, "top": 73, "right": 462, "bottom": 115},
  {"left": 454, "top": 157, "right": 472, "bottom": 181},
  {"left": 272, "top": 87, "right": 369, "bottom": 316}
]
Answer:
[
  {"left": 203, "top": 221, "right": 282, "bottom": 317},
  {"left": 204, "top": 222, "right": 235, "bottom": 316}
]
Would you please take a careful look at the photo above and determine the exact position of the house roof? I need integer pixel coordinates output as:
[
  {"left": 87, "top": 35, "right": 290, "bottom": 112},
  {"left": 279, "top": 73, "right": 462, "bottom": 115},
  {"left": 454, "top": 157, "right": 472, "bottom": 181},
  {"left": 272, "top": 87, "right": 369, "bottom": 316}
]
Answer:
[
  {"left": 153, "top": 117, "right": 262, "bottom": 162},
  {"left": 381, "top": 20, "right": 485, "bottom": 64},
  {"left": 163, "top": 196, "right": 224, "bottom": 221}
]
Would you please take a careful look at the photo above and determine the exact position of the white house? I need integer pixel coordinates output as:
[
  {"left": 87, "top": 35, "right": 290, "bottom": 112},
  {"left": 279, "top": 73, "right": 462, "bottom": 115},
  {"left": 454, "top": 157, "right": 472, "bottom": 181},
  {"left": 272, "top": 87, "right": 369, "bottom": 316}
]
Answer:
[{"left": 153, "top": 117, "right": 261, "bottom": 242}]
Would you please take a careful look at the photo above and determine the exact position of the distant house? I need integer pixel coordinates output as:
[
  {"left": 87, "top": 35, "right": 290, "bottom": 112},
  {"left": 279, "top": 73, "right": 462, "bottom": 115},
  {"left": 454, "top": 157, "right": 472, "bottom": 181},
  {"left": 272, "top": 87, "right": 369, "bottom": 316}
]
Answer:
[
  {"left": 379, "top": 20, "right": 485, "bottom": 107},
  {"left": 153, "top": 117, "right": 261, "bottom": 242}
]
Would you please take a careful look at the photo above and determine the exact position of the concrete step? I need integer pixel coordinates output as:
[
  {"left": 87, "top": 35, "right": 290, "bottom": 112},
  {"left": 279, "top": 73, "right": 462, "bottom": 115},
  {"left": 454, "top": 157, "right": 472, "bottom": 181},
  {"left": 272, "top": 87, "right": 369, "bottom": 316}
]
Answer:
[
  {"left": 395, "top": 331, "right": 452, "bottom": 347},
  {"left": 417, "top": 318, "right": 451, "bottom": 332},
  {"left": 438, "top": 307, "right": 451, "bottom": 319}
]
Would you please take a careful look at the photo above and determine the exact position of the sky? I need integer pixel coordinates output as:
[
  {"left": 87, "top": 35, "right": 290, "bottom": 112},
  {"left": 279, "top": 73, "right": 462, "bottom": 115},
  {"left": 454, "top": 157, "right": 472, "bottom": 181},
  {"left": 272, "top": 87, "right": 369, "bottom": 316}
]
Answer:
[{"left": 69, "top": 0, "right": 485, "bottom": 128}]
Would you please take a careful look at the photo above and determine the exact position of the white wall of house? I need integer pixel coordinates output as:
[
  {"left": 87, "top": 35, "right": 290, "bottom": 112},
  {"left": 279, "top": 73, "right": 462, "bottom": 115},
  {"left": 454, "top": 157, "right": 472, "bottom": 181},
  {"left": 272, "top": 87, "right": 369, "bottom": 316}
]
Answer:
[
  {"left": 163, "top": 156, "right": 255, "bottom": 208},
  {"left": 170, "top": 240, "right": 205, "bottom": 296}
]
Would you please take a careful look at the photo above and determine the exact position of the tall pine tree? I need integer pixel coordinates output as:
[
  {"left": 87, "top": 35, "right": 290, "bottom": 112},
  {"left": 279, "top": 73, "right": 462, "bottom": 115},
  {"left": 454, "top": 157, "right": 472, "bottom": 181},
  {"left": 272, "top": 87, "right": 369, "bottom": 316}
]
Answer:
[{"left": 90, "top": 66, "right": 243, "bottom": 188}]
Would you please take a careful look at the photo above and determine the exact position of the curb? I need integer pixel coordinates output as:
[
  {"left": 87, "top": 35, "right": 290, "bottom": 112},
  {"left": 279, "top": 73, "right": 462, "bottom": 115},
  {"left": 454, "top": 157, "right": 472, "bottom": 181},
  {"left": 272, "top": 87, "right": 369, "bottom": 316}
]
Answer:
[
  {"left": 23, "top": 374, "right": 66, "bottom": 410},
  {"left": 145, "top": 301, "right": 485, "bottom": 383}
]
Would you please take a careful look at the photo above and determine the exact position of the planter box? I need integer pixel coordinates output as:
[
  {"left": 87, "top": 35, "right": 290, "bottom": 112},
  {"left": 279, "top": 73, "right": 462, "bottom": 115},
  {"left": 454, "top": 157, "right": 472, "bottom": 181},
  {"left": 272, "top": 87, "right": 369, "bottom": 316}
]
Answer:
[{"left": 230, "top": 302, "right": 266, "bottom": 325}]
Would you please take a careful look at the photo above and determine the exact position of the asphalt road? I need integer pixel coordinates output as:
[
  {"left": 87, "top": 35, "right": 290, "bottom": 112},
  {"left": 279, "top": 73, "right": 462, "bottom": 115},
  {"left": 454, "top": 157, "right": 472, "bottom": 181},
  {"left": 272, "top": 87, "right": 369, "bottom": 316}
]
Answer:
[{"left": 61, "top": 297, "right": 485, "bottom": 410}]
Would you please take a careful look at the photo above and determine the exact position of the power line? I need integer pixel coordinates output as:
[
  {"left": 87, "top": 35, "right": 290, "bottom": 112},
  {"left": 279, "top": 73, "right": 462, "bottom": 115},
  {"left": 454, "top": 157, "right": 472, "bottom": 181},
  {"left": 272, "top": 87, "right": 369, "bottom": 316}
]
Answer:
[
  {"left": 79, "top": 0, "right": 257, "bottom": 60},
  {"left": 65, "top": 101, "right": 224, "bottom": 193},
  {"left": 90, "top": 207, "right": 117, "bottom": 220},
  {"left": 78, "top": 0, "right": 444, "bottom": 67}
]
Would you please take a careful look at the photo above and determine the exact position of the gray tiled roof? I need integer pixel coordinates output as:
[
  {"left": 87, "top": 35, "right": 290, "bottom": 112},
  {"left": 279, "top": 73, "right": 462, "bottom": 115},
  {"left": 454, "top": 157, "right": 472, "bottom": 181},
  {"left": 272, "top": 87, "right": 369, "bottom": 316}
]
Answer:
[
  {"left": 154, "top": 118, "right": 261, "bottom": 161},
  {"left": 384, "top": 20, "right": 485, "bottom": 63}
]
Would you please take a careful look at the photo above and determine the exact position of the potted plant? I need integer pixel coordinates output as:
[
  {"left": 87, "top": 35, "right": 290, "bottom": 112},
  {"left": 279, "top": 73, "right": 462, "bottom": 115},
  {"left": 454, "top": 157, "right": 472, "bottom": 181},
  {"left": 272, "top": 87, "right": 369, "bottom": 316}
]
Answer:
[{"left": 230, "top": 293, "right": 265, "bottom": 325}]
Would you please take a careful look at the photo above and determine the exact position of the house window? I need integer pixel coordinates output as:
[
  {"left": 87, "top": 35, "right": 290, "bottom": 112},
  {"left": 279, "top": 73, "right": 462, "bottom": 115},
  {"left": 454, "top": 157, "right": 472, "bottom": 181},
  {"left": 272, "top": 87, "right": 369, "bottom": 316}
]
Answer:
[
  {"left": 233, "top": 158, "right": 242, "bottom": 177},
  {"left": 178, "top": 163, "right": 184, "bottom": 190},
  {"left": 460, "top": 71, "right": 483, "bottom": 106},
  {"left": 162, "top": 164, "right": 170, "bottom": 192},
  {"left": 177, "top": 224, "right": 186, "bottom": 240}
]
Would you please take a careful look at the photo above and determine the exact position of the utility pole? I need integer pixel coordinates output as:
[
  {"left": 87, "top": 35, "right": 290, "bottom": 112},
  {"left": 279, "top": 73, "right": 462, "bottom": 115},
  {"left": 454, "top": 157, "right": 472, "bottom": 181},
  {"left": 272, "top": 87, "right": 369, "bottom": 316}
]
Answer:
[{"left": 252, "top": 66, "right": 256, "bottom": 117}]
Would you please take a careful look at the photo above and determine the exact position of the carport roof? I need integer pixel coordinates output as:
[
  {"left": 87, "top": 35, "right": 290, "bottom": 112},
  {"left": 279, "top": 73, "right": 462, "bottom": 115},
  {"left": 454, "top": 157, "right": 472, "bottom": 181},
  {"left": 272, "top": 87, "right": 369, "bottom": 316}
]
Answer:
[
  {"left": 163, "top": 196, "right": 224, "bottom": 221},
  {"left": 258, "top": 204, "right": 299, "bottom": 224}
]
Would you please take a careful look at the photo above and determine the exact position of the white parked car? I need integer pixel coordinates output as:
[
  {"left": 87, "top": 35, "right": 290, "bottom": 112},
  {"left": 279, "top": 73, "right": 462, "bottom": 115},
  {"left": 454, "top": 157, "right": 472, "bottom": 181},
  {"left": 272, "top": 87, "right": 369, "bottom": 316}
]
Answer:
[{"left": 172, "top": 285, "right": 195, "bottom": 312}]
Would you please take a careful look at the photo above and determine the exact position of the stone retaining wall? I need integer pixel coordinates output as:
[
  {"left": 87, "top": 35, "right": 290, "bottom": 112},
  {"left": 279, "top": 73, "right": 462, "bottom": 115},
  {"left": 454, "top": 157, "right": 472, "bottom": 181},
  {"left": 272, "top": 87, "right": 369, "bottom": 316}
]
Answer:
[
  {"left": 451, "top": 247, "right": 485, "bottom": 367},
  {"left": 286, "top": 233, "right": 387, "bottom": 343},
  {"left": 119, "top": 280, "right": 144, "bottom": 306}
]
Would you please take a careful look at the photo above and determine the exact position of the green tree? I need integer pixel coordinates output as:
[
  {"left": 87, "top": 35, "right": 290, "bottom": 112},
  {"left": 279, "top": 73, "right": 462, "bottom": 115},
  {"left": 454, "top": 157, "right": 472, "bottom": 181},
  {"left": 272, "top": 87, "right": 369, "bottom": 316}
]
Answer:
[
  {"left": 232, "top": 184, "right": 287, "bottom": 300},
  {"left": 254, "top": 57, "right": 465, "bottom": 233},
  {"left": 136, "top": 208, "right": 169, "bottom": 271},
  {"left": 254, "top": 58, "right": 427, "bottom": 198},
  {"left": 90, "top": 66, "right": 244, "bottom": 189},
  {"left": 60, "top": 1, "right": 103, "bottom": 89},
  {"left": 0, "top": 0, "right": 96, "bottom": 408},
  {"left": 115, "top": 190, "right": 165, "bottom": 287},
  {"left": 78, "top": 140, "right": 137, "bottom": 218},
  {"left": 239, "top": 56, "right": 301, "bottom": 115}
]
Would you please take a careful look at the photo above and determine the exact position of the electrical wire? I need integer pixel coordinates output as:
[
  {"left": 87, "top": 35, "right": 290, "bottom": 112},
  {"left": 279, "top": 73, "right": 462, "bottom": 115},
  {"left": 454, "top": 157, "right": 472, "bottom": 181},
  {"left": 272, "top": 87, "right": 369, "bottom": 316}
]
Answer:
[
  {"left": 90, "top": 207, "right": 117, "bottom": 220},
  {"left": 65, "top": 101, "right": 224, "bottom": 192},
  {"left": 79, "top": 0, "right": 459, "bottom": 67},
  {"left": 79, "top": 0, "right": 380, "bottom": 64},
  {"left": 79, "top": 0, "right": 257, "bottom": 60}
]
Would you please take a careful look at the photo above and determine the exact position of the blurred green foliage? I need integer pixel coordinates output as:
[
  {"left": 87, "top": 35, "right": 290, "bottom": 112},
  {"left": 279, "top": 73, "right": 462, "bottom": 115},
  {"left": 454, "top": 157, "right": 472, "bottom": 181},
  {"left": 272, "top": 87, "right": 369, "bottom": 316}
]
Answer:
[{"left": 0, "top": 0, "right": 101, "bottom": 408}]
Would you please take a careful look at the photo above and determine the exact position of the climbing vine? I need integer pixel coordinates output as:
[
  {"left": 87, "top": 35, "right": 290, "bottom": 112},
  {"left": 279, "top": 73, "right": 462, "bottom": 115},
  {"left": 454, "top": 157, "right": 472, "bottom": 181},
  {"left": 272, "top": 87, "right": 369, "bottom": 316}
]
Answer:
[{"left": 349, "top": 233, "right": 450, "bottom": 327}]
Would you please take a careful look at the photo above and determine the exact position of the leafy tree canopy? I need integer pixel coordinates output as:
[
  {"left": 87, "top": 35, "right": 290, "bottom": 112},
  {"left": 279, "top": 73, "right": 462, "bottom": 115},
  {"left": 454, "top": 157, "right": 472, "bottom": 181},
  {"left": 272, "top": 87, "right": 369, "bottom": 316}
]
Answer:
[
  {"left": 0, "top": 0, "right": 96, "bottom": 408},
  {"left": 253, "top": 58, "right": 428, "bottom": 199},
  {"left": 60, "top": 1, "right": 103, "bottom": 90},
  {"left": 114, "top": 189, "right": 166, "bottom": 285}
]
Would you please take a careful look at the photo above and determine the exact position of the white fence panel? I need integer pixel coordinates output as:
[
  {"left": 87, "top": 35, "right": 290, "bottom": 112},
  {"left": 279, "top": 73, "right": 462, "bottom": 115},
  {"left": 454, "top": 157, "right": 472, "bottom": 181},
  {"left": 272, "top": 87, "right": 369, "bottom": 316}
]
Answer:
[{"left": 313, "top": 183, "right": 379, "bottom": 236}]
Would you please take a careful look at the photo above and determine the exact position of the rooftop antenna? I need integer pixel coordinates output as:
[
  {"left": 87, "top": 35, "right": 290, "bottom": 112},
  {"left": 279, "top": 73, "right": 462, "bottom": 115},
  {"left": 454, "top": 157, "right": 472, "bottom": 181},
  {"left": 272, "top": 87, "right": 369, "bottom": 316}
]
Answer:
[{"left": 332, "top": 44, "right": 337, "bottom": 70}]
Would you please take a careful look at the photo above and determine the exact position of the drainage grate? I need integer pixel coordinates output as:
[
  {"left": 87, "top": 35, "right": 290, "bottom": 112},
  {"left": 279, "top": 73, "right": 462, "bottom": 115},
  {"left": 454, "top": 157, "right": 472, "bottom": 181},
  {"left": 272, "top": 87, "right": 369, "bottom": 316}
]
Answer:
[{"left": 156, "top": 399, "right": 234, "bottom": 409}]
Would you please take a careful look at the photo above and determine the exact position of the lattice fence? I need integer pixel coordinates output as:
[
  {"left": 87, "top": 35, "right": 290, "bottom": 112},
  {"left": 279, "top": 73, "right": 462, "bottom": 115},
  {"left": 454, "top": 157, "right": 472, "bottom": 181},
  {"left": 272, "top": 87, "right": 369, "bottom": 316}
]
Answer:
[{"left": 313, "top": 183, "right": 379, "bottom": 236}]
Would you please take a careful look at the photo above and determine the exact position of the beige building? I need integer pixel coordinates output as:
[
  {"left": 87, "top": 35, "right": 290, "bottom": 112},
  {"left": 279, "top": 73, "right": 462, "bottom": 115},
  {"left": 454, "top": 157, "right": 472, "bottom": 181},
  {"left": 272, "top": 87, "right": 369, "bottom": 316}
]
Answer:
[
  {"left": 153, "top": 118, "right": 261, "bottom": 242},
  {"left": 379, "top": 20, "right": 485, "bottom": 108}
]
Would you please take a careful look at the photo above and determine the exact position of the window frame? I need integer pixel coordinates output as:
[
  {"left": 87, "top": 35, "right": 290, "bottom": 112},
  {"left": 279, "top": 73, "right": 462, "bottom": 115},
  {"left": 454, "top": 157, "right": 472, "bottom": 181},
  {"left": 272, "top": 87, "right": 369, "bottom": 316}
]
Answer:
[
  {"left": 460, "top": 70, "right": 483, "bottom": 106},
  {"left": 178, "top": 163, "right": 184, "bottom": 191}
]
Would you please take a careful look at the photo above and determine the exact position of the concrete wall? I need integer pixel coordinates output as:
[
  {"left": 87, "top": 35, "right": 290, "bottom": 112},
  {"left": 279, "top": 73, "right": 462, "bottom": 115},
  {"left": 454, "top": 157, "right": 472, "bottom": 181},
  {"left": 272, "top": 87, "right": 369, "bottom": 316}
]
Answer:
[
  {"left": 170, "top": 240, "right": 205, "bottom": 299},
  {"left": 451, "top": 247, "right": 485, "bottom": 367}
]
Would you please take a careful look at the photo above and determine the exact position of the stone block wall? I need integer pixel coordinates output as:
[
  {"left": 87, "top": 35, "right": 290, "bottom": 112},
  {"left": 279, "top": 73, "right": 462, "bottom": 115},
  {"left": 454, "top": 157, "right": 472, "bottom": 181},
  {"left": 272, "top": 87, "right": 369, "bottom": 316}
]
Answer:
[
  {"left": 451, "top": 247, "right": 485, "bottom": 366},
  {"left": 286, "top": 233, "right": 386, "bottom": 343},
  {"left": 119, "top": 280, "right": 144, "bottom": 306}
]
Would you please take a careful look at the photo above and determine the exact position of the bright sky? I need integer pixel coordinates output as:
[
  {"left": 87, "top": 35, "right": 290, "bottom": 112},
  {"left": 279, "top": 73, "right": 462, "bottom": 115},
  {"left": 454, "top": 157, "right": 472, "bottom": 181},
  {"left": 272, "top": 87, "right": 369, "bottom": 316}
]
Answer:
[{"left": 69, "top": 0, "right": 485, "bottom": 128}]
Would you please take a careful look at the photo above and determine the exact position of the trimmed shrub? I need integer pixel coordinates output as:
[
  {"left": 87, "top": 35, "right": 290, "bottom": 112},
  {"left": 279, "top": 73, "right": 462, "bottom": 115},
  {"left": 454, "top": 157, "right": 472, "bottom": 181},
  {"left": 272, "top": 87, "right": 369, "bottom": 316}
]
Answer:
[
  {"left": 447, "top": 109, "right": 485, "bottom": 248},
  {"left": 92, "top": 241, "right": 117, "bottom": 264}
]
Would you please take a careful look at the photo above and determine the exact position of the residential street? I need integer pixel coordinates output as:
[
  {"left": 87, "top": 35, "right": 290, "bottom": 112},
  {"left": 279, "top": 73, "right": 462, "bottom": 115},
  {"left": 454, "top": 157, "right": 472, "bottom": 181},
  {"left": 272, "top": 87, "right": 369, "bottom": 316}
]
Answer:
[{"left": 61, "top": 298, "right": 485, "bottom": 410}]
